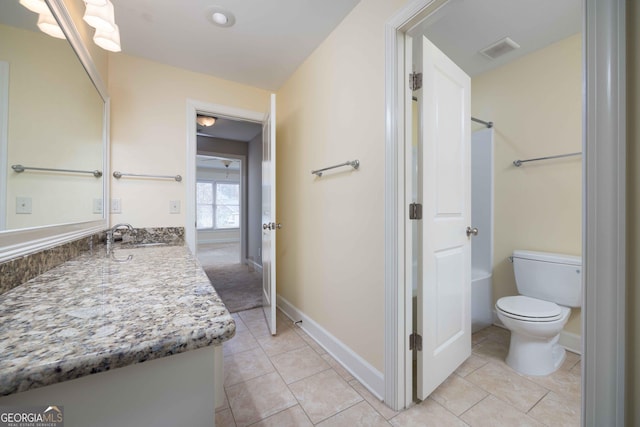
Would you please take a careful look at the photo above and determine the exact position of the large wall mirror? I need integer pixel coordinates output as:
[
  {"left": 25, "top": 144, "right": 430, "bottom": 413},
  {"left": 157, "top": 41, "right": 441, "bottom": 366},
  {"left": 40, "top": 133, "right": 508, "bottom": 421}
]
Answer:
[{"left": 0, "top": 0, "right": 108, "bottom": 261}]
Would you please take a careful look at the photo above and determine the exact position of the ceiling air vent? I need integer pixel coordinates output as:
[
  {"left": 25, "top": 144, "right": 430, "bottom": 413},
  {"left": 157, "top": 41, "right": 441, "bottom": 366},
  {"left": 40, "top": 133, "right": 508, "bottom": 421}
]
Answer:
[{"left": 479, "top": 37, "right": 520, "bottom": 60}]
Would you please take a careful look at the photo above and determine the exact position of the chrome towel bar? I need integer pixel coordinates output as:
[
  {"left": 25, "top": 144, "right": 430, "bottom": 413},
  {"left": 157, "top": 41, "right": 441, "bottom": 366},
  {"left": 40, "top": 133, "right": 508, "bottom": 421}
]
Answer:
[
  {"left": 311, "top": 160, "right": 359, "bottom": 177},
  {"left": 113, "top": 171, "right": 182, "bottom": 182},
  {"left": 12, "top": 164, "right": 102, "bottom": 178},
  {"left": 513, "top": 152, "right": 582, "bottom": 167}
]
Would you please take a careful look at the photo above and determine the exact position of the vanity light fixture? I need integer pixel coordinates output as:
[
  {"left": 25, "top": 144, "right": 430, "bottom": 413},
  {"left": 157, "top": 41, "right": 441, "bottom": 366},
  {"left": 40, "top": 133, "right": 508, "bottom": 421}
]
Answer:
[
  {"left": 83, "top": 0, "right": 116, "bottom": 32},
  {"left": 37, "top": 11, "right": 66, "bottom": 39},
  {"left": 93, "top": 24, "right": 121, "bottom": 52},
  {"left": 19, "top": 0, "right": 49, "bottom": 14},
  {"left": 197, "top": 115, "right": 217, "bottom": 127}
]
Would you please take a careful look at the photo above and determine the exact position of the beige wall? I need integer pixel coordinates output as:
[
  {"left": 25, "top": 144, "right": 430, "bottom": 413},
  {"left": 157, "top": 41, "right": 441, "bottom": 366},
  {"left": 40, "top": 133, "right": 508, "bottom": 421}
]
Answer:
[
  {"left": 626, "top": 0, "right": 639, "bottom": 424},
  {"left": 471, "top": 34, "right": 583, "bottom": 335},
  {"left": 276, "top": 0, "right": 405, "bottom": 373},
  {"left": 108, "top": 54, "right": 270, "bottom": 227}
]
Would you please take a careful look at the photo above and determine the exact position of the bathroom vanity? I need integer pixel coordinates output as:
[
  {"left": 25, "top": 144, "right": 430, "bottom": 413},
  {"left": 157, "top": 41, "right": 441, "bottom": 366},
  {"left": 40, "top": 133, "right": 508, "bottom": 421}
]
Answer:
[{"left": 0, "top": 244, "right": 235, "bottom": 427}]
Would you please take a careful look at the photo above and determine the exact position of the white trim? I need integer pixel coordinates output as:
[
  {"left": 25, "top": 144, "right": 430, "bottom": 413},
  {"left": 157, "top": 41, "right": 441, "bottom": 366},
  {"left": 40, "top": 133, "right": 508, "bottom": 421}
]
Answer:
[
  {"left": 277, "top": 295, "right": 385, "bottom": 399},
  {"left": 583, "top": 0, "right": 626, "bottom": 425},
  {"left": 246, "top": 257, "right": 263, "bottom": 273},
  {"left": 559, "top": 331, "right": 582, "bottom": 356},
  {"left": 185, "top": 100, "right": 263, "bottom": 255},
  {"left": 196, "top": 238, "right": 240, "bottom": 245},
  {"left": 0, "top": 61, "right": 8, "bottom": 230},
  {"left": 383, "top": 0, "right": 449, "bottom": 411}
]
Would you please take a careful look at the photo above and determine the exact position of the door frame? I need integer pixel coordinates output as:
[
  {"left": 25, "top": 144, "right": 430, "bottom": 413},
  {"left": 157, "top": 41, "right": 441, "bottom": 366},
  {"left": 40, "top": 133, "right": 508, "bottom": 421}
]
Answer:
[
  {"left": 185, "top": 100, "right": 264, "bottom": 255},
  {"left": 383, "top": 1, "right": 627, "bottom": 425}
]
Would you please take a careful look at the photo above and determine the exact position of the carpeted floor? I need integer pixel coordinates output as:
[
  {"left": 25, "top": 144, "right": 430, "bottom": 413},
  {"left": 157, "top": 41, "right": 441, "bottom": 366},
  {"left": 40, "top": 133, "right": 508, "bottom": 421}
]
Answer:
[{"left": 198, "top": 243, "right": 263, "bottom": 313}]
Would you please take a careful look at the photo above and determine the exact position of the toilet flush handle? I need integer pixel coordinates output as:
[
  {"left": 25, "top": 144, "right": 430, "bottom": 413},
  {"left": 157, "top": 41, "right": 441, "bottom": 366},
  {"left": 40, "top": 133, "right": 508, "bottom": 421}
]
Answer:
[{"left": 466, "top": 226, "right": 479, "bottom": 237}]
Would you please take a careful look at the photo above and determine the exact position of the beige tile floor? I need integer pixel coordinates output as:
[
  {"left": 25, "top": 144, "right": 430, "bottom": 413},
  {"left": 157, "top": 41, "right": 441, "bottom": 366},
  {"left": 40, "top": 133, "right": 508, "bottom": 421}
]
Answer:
[{"left": 217, "top": 308, "right": 581, "bottom": 426}]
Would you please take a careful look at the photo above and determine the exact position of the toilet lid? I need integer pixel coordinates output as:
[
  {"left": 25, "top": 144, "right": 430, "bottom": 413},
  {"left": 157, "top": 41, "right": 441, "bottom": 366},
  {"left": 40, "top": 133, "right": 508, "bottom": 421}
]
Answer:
[{"left": 496, "top": 296, "right": 562, "bottom": 319}]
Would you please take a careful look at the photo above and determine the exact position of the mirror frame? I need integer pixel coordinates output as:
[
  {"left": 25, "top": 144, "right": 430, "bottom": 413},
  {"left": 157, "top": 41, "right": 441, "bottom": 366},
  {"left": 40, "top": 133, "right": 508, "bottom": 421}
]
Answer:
[{"left": 0, "top": 0, "right": 109, "bottom": 263}]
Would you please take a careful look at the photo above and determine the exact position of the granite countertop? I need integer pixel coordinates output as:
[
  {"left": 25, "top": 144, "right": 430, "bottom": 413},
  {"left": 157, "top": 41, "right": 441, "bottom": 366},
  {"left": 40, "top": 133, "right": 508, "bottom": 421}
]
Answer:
[{"left": 0, "top": 244, "right": 235, "bottom": 396}]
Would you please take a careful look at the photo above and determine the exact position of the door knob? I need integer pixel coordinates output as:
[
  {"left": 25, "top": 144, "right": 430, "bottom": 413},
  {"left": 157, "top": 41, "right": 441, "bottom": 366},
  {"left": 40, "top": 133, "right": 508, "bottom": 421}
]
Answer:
[
  {"left": 263, "top": 223, "right": 269, "bottom": 230},
  {"left": 466, "top": 226, "right": 479, "bottom": 237}
]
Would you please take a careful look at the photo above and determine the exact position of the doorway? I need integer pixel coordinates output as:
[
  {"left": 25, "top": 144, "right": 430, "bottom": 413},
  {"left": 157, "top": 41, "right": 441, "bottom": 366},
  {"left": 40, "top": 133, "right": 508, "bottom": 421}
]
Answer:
[
  {"left": 186, "top": 102, "right": 265, "bottom": 313},
  {"left": 384, "top": 0, "right": 627, "bottom": 423}
]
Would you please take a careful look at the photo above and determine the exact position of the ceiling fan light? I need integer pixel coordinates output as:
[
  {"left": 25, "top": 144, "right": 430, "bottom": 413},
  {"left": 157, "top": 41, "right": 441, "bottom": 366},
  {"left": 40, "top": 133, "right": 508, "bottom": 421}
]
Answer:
[
  {"left": 94, "top": 24, "right": 121, "bottom": 52},
  {"left": 83, "top": 0, "right": 116, "bottom": 32},
  {"left": 19, "top": 0, "right": 49, "bottom": 14},
  {"left": 37, "top": 12, "right": 66, "bottom": 39},
  {"left": 197, "top": 115, "right": 216, "bottom": 127}
]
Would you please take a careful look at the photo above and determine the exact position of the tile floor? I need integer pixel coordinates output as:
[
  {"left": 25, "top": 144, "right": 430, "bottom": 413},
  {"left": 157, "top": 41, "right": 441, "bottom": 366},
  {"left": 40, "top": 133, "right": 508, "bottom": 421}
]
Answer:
[{"left": 216, "top": 308, "right": 581, "bottom": 426}]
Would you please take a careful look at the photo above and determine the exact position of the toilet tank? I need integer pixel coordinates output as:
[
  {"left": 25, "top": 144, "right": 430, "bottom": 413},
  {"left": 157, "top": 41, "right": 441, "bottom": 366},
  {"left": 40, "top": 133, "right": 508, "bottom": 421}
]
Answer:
[{"left": 512, "top": 250, "right": 582, "bottom": 307}]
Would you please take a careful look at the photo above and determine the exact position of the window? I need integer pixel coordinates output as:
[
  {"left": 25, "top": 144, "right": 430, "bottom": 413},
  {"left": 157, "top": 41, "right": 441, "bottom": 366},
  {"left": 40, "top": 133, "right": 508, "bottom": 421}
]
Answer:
[{"left": 197, "top": 181, "right": 240, "bottom": 230}]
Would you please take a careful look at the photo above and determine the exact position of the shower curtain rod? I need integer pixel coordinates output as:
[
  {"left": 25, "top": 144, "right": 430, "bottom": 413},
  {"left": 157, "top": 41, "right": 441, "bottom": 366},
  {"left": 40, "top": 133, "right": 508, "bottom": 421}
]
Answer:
[
  {"left": 471, "top": 117, "right": 493, "bottom": 128},
  {"left": 411, "top": 97, "right": 493, "bottom": 129}
]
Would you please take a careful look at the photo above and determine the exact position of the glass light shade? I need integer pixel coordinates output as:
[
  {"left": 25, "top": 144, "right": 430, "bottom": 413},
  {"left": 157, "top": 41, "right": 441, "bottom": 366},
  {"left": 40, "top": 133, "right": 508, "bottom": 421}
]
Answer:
[
  {"left": 196, "top": 116, "right": 216, "bottom": 127},
  {"left": 93, "top": 24, "right": 121, "bottom": 52},
  {"left": 83, "top": 0, "right": 116, "bottom": 32},
  {"left": 37, "top": 12, "right": 66, "bottom": 39},
  {"left": 19, "top": 0, "right": 49, "bottom": 14}
]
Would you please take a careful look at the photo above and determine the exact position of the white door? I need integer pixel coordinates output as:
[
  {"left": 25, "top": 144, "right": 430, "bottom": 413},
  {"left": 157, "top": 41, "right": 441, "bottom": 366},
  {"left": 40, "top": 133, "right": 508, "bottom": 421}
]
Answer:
[
  {"left": 262, "top": 94, "right": 277, "bottom": 335},
  {"left": 417, "top": 36, "right": 472, "bottom": 399}
]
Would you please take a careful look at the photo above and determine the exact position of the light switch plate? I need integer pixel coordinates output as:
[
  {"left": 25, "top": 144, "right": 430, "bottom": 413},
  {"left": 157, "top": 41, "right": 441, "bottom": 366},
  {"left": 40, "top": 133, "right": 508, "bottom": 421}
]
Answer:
[
  {"left": 169, "top": 200, "right": 180, "bottom": 214},
  {"left": 16, "top": 197, "right": 32, "bottom": 214},
  {"left": 111, "top": 198, "right": 122, "bottom": 214}
]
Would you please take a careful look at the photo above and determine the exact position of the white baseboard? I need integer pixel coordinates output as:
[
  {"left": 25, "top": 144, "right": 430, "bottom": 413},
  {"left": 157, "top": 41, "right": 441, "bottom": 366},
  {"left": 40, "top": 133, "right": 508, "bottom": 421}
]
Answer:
[
  {"left": 246, "top": 258, "right": 263, "bottom": 273},
  {"left": 558, "top": 331, "right": 582, "bottom": 355},
  {"left": 491, "top": 310, "right": 582, "bottom": 355},
  {"left": 276, "top": 295, "right": 385, "bottom": 400},
  {"left": 197, "top": 238, "right": 240, "bottom": 245}
]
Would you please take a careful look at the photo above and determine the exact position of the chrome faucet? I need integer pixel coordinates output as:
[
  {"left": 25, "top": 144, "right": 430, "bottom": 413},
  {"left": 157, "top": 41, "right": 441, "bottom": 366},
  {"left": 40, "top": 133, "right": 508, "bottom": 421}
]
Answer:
[{"left": 106, "top": 223, "right": 134, "bottom": 254}]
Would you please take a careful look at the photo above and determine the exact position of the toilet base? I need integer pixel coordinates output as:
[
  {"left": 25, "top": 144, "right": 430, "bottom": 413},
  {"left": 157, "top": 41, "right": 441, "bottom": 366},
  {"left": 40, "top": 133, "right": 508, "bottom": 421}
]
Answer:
[{"left": 505, "top": 332, "right": 566, "bottom": 376}]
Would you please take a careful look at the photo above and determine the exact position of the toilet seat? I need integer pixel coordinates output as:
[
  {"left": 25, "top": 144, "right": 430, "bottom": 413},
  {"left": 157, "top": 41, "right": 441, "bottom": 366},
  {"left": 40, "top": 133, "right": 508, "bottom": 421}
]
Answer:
[{"left": 496, "top": 295, "right": 563, "bottom": 322}]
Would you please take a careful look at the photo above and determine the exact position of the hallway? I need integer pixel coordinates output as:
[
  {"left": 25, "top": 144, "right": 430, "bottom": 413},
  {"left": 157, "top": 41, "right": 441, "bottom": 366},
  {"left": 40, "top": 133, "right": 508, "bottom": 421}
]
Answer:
[{"left": 198, "top": 243, "right": 262, "bottom": 313}]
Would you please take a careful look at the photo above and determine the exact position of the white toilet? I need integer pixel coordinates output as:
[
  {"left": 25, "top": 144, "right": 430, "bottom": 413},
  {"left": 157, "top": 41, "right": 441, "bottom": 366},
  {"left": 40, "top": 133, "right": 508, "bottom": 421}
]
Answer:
[{"left": 495, "top": 250, "right": 582, "bottom": 376}]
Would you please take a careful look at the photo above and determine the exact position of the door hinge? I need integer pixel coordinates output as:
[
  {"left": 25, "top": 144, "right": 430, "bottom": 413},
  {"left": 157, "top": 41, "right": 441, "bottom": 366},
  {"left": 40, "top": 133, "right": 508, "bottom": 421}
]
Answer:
[
  {"left": 409, "top": 332, "right": 423, "bottom": 351},
  {"left": 409, "top": 72, "right": 422, "bottom": 91},
  {"left": 409, "top": 203, "right": 422, "bottom": 220}
]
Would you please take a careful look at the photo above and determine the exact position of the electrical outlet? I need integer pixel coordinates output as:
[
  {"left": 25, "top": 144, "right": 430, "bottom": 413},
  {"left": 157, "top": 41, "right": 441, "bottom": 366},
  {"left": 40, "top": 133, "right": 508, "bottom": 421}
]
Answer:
[
  {"left": 93, "top": 198, "right": 103, "bottom": 214},
  {"left": 16, "top": 197, "right": 32, "bottom": 214},
  {"left": 169, "top": 200, "right": 180, "bottom": 214},
  {"left": 111, "top": 198, "right": 122, "bottom": 214}
]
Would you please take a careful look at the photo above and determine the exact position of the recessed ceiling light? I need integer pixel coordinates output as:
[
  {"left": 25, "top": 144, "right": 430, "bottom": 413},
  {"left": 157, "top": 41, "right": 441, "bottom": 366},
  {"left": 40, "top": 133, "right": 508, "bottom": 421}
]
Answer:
[
  {"left": 212, "top": 12, "right": 228, "bottom": 25},
  {"left": 207, "top": 6, "right": 235, "bottom": 28}
]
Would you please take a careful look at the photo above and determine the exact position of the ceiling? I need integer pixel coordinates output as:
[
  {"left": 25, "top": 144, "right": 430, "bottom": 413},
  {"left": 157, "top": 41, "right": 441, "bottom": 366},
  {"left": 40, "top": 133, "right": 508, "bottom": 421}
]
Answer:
[
  {"left": 411, "top": 0, "right": 582, "bottom": 77},
  {"left": 110, "top": 0, "right": 360, "bottom": 91},
  {"left": 3, "top": 0, "right": 582, "bottom": 141},
  {"left": 197, "top": 116, "right": 262, "bottom": 141}
]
